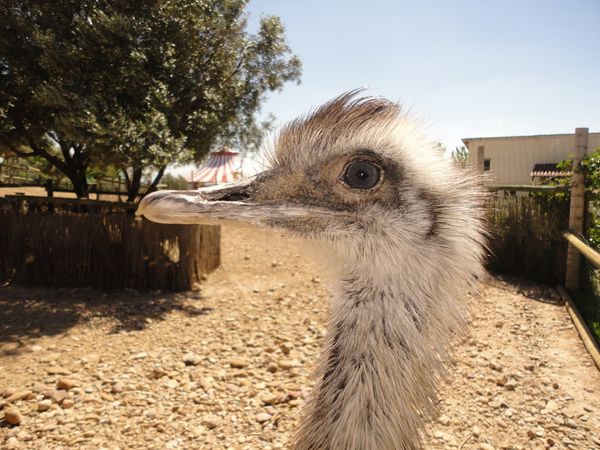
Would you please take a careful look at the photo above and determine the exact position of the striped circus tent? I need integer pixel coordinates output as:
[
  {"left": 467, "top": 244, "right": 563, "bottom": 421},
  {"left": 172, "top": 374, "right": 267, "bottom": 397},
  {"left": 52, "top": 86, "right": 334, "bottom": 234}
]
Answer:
[{"left": 186, "top": 150, "right": 242, "bottom": 185}]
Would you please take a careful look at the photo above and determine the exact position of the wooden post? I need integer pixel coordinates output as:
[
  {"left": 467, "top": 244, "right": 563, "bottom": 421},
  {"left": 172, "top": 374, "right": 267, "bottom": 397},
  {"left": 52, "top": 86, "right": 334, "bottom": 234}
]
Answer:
[
  {"left": 565, "top": 128, "right": 588, "bottom": 290},
  {"left": 45, "top": 179, "right": 54, "bottom": 198}
]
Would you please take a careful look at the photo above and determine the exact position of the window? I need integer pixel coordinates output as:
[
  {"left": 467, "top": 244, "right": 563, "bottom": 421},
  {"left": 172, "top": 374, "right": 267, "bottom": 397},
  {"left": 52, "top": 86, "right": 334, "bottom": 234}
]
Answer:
[{"left": 484, "top": 159, "right": 491, "bottom": 171}]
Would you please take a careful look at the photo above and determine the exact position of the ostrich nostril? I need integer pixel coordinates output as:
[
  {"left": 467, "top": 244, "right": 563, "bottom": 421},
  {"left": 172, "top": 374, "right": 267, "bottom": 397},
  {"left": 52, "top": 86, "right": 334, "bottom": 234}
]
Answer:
[
  {"left": 214, "top": 190, "right": 250, "bottom": 202},
  {"left": 201, "top": 182, "right": 253, "bottom": 202}
]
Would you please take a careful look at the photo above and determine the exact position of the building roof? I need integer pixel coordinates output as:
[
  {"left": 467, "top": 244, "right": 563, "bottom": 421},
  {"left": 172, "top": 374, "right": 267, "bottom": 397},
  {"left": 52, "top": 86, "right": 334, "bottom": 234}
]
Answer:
[
  {"left": 530, "top": 163, "right": 563, "bottom": 178},
  {"left": 462, "top": 131, "right": 600, "bottom": 144}
]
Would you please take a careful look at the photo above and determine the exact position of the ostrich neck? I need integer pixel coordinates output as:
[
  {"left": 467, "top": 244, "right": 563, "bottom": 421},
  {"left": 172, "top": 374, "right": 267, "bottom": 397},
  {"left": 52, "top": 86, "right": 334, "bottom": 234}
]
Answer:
[{"left": 293, "top": 265, "right": 449, "bottom": 450}]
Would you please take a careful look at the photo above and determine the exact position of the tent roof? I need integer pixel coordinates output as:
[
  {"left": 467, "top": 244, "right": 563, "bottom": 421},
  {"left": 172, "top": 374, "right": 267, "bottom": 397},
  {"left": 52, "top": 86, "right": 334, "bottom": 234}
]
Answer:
[{"left": 186, "top": 151, "right": 241, "bottom": 184}]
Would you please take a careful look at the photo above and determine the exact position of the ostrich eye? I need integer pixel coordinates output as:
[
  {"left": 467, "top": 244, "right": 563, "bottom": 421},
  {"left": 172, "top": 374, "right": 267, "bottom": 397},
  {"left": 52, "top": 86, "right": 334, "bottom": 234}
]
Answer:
[{"left": 343, "top": 161, "right": 381, "bottom": 190}]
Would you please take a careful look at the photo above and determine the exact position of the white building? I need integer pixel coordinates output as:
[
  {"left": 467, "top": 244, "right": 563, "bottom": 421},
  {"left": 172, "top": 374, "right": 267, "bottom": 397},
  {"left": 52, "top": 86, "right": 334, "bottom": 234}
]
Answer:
[{"left": 462, "top": 132, "right": 600, "bottom": 185}]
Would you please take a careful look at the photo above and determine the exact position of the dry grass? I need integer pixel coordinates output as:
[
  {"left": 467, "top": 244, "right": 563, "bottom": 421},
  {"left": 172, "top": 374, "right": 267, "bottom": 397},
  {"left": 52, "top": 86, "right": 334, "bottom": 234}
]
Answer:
[
  {"left": 0, "top": 199, "right": 220, "bottom": 291},
  {"left": 486, "top": 194, "right": 569, "bottom": 284}
]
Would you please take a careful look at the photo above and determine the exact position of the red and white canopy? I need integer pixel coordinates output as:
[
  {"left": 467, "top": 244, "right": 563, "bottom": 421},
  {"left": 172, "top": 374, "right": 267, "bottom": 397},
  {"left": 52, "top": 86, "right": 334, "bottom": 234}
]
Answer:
[{"left": 186, "top": 151, "right": 241, "bottom": 185}]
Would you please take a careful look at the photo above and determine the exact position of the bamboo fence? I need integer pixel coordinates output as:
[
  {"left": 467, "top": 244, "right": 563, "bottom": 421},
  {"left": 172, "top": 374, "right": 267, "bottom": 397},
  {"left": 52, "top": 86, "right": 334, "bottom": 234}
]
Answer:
[{"left": 0, "top": 197, "right": 220, "bottom": 290}]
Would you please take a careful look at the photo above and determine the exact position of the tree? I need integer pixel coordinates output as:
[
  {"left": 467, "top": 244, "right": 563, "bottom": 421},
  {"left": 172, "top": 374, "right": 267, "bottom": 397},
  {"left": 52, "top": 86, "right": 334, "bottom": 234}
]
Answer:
[
  {"left": 215, "top": 113, "right": 275, "bottom": 156},
  {"left": 0, "top": 0, "right": 301, "bottom": 199},
  {"left": 433, "top": 142, "right": 446, "bottom": 154},
  {"left": 451, "top": 146, "right": 469, "bottom": 168},
  {"left": 535, "top": 148, "right": 600, "bottom": 251},
  {"left": 162, "top": 173, "right": 189, "bottom": 190}
]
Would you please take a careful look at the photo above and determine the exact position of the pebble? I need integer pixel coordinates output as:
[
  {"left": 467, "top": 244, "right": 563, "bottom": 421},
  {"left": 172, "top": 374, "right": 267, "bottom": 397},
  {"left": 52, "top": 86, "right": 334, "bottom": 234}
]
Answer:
[
  {"left": 6, "top": 390, "right": 32, "bottom": 403},
  {"left": 489, "top": 361, "right": 503, "bottom": 372},
  {"left": 278, "top": 360, "right": 300, "bottom": 370},
  {"left": 46, "top": 366, "right": 69, "bottom": 375},
  {"left": 1, "top": 233, "right": 599, "bottom": 450},
  {"left": 261, "top": 393, "right": 280, "bottom": 405},
  {"left": 495, "top": 375, "right": 508, "bottom": 386},
  {"left": 31, "top": 382, "right": 47, "bottom": 393},
  {"left": 3, "top": 406, "right": 23, "bottom": 425},
  {"left": 545, "top": 400, "right": 559, "bottom": 412},
  {"left": 229, "top": 358, "right": 248, "bottom": 369},
  {"left": 149, "top": 368, "right": 168, "bottom": 379},
  {"left": 183, "top": 353, "right": 201, "bottom": 366},
  {"left": 164, "top": 379, "right": 178, "bottom": 389},
  {"left": 56, "top": 378, "right": 76, "bottom": 390},
  {"left": 280, "top": 343, "right": 292, "bottom": 355},
  {"left": 433, "top": 430, "right": 452, "bottom": 441},
  {"left": 255, "top": 412, "right": 272, "bottom": 423},
  {"left": 37, "top": 399, "right": 52, "bottom": 412},
  {"left": 5, "top": 437, "right": 19, "bottom": 449},
  {"left": 438, "top": 415, "right": 450, "bottom": 426},
  {"left": 15, "top": 431, "right": 31, "bottom": 441},
  {"left": 47, "top": 389, "right": 68, "bottom": 404},
  {"left": 201, "top": 416, "right": 220, "bottom": 429}
]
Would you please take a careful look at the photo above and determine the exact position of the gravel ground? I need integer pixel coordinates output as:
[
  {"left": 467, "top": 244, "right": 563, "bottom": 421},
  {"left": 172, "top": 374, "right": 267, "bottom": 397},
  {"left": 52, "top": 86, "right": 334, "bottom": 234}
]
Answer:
[{"left": 1, "top": 226, "right": 599, "bottom": 450}]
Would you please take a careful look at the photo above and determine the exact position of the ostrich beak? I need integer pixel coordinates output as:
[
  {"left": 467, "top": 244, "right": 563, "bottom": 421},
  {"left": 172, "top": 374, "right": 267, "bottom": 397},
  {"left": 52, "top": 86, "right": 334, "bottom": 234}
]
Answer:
[
  {"left": 137, "top": 174, "right": 350, "bottom": 233},
  {"left": 136, "top": 176, "right": 262, "bottom": 226},
  {"left": 137, "top": 173, "right": 353, "bottom": 234}
]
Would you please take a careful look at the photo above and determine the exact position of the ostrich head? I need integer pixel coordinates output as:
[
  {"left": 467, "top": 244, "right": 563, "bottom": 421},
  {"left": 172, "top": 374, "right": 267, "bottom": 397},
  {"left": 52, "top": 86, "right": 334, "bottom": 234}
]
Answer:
[{"left": 138, "top": 92, "right": 486, "bottom": 450}]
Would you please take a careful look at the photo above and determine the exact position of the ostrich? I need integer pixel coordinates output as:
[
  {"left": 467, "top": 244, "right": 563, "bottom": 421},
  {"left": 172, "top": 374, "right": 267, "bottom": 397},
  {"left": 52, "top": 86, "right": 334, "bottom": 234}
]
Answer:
[{"left": 138, "top": 92, "right": 486, "bottom": 450}]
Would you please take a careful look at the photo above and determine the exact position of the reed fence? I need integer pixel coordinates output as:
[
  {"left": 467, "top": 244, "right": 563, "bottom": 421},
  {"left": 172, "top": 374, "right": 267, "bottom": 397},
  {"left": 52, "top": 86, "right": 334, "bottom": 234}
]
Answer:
[
  {"left": 0, "top": 196, "right": 220, "bottom": 291},
  {"left": 486, "top": 193, "right": 569, "bottom": 284}
]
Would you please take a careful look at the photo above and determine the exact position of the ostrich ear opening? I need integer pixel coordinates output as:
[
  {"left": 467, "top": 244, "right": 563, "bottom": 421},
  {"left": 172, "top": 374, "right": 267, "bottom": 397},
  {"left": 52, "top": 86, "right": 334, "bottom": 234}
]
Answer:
[{"left": 136, "top": 177, "right": 259, "bottom": 226}]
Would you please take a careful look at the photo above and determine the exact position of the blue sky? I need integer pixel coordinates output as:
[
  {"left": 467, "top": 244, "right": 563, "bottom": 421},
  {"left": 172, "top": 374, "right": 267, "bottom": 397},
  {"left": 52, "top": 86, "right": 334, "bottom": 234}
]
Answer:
[{"left": 246, "top": 0, "right": 600, "bottom": 150}]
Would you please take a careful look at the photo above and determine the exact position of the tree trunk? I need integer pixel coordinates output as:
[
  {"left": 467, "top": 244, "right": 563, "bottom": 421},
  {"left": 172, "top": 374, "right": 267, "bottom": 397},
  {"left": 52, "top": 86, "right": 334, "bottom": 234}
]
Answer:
[
  {"left": 143, "top": 166, "right": 166, "bottom": 196},
  {"left": 1, "top": 136, "right": 91, "bottom": 198},
  {"left": 66, "top": 169, "right": 89, "bottom": 199},
  {"left": 126, "top": 167, "right": 143, "bottom": 202}
]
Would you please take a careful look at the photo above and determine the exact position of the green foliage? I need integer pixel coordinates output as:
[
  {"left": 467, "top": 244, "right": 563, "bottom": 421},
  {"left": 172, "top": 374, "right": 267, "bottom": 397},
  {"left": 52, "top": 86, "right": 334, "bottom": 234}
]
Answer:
[
  {"left": 162, "top": 173, "right": 189, "bottom": 190},
  {"left": 432, "top": 144, "right": 469, "bottom": 168},
  {"left": 535, "top": 148, "right": 600, "bottom": 251},
  {"left": 581, "top": 150, "right": 600, "bottom": 251},
  {"left": 571, "top": 286, "right": 600, "bottom": 347},
  {"left": 0, "top": 1, "right": 301, "bottom": 198},
  {"left": 451, "top": 146, "right": 469, "bottom": 168}
]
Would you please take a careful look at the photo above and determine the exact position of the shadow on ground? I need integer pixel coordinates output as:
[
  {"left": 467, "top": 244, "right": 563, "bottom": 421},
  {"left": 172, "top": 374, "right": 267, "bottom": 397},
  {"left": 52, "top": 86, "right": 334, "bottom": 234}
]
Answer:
[
  {"left": 0, "top": 286, "right": 212, "bottom": 356},
  {"left": 489, "top": 274, "right": 564, "bottom": 306}
]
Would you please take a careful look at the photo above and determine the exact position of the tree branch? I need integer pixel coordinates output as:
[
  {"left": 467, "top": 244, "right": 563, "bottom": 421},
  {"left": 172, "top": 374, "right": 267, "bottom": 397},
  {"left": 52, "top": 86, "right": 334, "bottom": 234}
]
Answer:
[
  {"left": 143, "top": 165, "right": 166, "bottom": 197},
  {"left": 221, "top": 53, "right": 247, "bottom": 86},
  {"left": 122, "top": 168, "right": 131, "bottom": 191},
  {"left": 0, "top": 135, "right": 35, "bottom": 157},
  {"left": 23, "top": 134, "right": 71, "bottom": 175},
  {"left": 58, "top": 139, "right": 72, "bottom": 163}
]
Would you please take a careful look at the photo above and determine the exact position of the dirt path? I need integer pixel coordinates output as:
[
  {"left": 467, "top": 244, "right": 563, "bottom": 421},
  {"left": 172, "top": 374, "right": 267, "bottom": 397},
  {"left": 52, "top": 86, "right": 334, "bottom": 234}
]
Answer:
[{"left": 1, "top": 226, "right": 599, "bottom": 450}]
